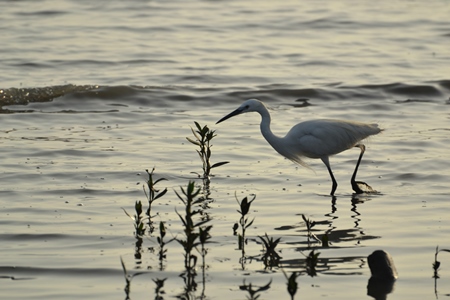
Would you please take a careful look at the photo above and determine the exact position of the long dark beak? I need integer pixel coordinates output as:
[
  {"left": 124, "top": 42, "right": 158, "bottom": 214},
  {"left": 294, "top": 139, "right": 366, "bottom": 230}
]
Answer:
[{"left": 216, "top": 108, "right": 243, "bottom": 124}]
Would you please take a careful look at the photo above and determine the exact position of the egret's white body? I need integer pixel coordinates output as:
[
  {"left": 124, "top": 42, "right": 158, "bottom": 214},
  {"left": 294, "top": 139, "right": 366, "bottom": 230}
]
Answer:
[{"left": 216, "top": 99, "right": 382, "bottom": 195}]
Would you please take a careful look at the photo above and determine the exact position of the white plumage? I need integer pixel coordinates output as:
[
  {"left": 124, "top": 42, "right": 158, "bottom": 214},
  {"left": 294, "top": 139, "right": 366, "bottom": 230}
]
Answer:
[{"left": 216, "top": 99, "right": 382, "bottom": 195}]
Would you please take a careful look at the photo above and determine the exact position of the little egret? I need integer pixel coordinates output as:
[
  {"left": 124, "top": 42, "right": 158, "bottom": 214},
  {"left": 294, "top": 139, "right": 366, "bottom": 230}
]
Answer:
[{"left": 216, "top": 99, "right": 382, "bottom": 195}]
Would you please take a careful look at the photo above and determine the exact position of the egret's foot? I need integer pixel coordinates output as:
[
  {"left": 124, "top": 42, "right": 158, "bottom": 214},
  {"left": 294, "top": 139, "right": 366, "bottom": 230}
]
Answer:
[{"left": 352, "top": 180, "right": 376, "bottom": 194}]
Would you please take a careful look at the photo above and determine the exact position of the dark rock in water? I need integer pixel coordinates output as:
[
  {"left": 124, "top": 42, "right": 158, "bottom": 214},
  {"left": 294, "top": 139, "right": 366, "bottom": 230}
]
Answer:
[{"left": 368, "top": 250, "right": 398, "bottom": 279}]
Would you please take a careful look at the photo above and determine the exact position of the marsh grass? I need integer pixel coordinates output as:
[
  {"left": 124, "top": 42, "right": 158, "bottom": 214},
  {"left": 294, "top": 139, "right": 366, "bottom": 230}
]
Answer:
[
  {"left": 117, "top": 169, "right": 375, "bottom": 300},
  {"left": 232, "top": 193, "right": 257, "bottom": 270},
  {"left": 175, "top": 181, "right": 211, "bottom": 269},
  {"left": 122, "top": 201, "right": 149, "bottom": 264},
  {"left": 143, "top": 168, "right": 168, "bottom": 233},
  {"left": 156, "top": 221, "right": 168, "bottom": 270},
  {"left": 122, "top": 201, "right": 147, "bottom": 238},
  {"left": 186, "top": 121, "right": 229, "bottom": 184},
  {"left": 116, "top": 121, "right": 339, "bottom": 300},
  {"left": 122, "top": 169, "right": 170, "bottom": 267},
  {"left": 174, "top": 181, "right": 213, "bottom": 298},
  {"left": 236, "top": 194, "right": 256, "bottom": 251},
  {"left": 118, "top": 161, "right": 331, "bottom": 300},
  {"left": 117, "top": 120, "right": 355, "bottom": 300}
]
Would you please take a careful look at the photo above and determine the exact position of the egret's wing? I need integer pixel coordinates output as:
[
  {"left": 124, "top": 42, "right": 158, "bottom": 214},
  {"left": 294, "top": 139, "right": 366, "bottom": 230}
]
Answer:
[{"left": 286, "top": 119, "right": 380, "bottom": 159}]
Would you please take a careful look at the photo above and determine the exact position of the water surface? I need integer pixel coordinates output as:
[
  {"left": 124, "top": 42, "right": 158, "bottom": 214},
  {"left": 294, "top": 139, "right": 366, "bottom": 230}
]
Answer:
[{"left": 1, "top": 0, "right": 450, "bottom": 299}]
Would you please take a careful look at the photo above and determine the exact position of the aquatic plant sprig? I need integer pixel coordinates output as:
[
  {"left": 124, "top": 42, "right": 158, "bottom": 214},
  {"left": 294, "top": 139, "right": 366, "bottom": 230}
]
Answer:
[
  {"left": 122, "top": 200, "right": 147, "bottom": 238},
  {"left": 122, "top": 201, "right": 147, "bottom": 264},
  {"left": 157, "top": 221, "right": 168, "bottom": 270},
  {"left": 236, "top": 194, "right": 256, "bottom": 253},
  {"left": 175, "top": 181, "right": 212, "bottom": 270},
  {"left": 433, "top": 245, "right": 450, "bottom": 278},
  {"left": 258, "top": 233, "right": 282, "bottom": 269},
  {"left": 186, "top": 121, "right": 229, "bottom": 180},
  {"left": 174, "top": 181, "right": 213, "bottom": 299},
  {"left": 143, "top": 168, "right": 168, "bottom": 232}
]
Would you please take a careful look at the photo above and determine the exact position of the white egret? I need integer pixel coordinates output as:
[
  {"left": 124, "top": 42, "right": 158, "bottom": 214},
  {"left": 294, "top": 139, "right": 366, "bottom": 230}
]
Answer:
[{"left": 216, "top": 99, "right": 382, "bottom": 195}]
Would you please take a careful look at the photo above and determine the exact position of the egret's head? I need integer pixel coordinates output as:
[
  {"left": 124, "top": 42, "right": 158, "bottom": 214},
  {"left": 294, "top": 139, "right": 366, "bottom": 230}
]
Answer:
[{"left": 216, "top": 99, "right": 264, "bottom": 124}]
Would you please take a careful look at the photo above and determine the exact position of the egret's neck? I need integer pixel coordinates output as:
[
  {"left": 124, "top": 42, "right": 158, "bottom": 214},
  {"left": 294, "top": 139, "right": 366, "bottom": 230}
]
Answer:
[{"left": 258, "top": 107, "right": 283, "bottom": 150}]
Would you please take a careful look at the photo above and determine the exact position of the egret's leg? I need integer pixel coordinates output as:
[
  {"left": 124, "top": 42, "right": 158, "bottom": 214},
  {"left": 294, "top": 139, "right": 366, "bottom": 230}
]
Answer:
[
  {"left": 321, "top": 156, "right": 337, "bottom": 195},
  {"left": 351, "top": 144, "right": 366, "bottom": 193}
]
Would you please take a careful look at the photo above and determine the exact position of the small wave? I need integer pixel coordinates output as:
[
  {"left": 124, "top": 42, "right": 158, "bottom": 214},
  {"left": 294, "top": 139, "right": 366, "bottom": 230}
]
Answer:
[
  {"left": 339, "top": 81, "right": 447, "bottom": 100},
  {"left": 0, "top": 84, "right": 100, "bottom": 109},
  {"left": 15, "top": 10, "right": 68, "bottom": 17},
  {"left": 386, "top": 83, "right": 442, "bottom": 97},
  {"left": 2, "top": 81, "right": 449, "bottom": 113},
  {"left": 0, "top": 265, "right": 120, "bottom": 278}
]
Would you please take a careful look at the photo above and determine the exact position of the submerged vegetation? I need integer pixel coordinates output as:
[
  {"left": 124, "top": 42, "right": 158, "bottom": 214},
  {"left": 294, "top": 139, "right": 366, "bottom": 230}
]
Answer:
[
  {"left": 117, "top": 121, "right": 349, "bottom": 298},
  {"left": 116, "top": 120, "right": 443, "bottom": 299}
]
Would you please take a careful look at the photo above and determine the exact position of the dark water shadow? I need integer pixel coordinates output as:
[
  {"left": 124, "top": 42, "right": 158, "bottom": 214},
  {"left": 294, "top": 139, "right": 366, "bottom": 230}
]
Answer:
[{"left": 367, "top": 277, "right": 396, "bottom": 300}]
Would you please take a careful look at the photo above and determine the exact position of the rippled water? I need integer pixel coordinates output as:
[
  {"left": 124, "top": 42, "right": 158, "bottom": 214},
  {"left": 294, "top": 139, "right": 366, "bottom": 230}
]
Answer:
[{"left": 1, "top": 0, "right": 450, "bottom": 299}]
